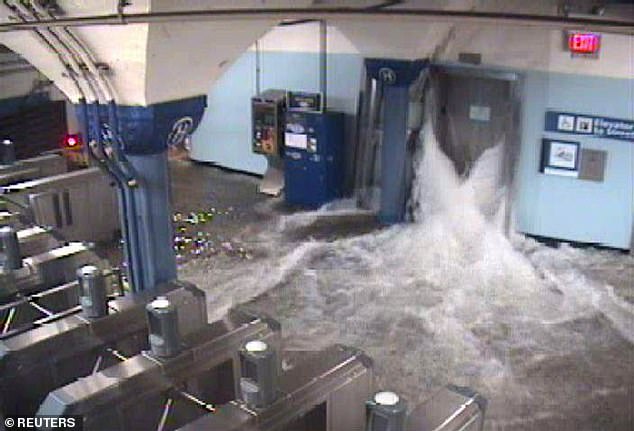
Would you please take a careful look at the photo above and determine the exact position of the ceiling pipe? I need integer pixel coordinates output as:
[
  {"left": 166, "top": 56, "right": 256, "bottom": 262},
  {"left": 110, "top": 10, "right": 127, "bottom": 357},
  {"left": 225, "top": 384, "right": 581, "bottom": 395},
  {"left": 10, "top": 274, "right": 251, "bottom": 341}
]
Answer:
[
  {"left": 36, "top": 2, "right": 121, "bottom": 137},
  {"left": 255, "top": 39, "right": 261, "bottom": 95},
  {"left": 0, "top": 59, "right": 30, "bottom": 67},
  {"left": 26, "top": 0, "right": 104, "bottom": 103},
  {"left": 0, "top": 65, "right": 36, "bottom": 75},
  {"left": 1, "top": 0, "right": 86, "bottom": 102},
  {"left": 319, "top": 19, "right": 327, "bottom": 110},
  {"left": 8, "top": 0, "right": 99, "bottom": 103},
  {"left": 365, "top": 0, "right": 404, "bottom": 11},
  {"left": 26, "top": 1, "right": 122, "bottom": 153},
  {"left": 277, "top": 1, "right": 403, "bottom": 26},
  {"left": 0, "top": 7, "right": 631, "bottom": 34},
  {"left": 278, "top": 18, "right": 317, "bottom": 26},
  {"left": 29, "top": 0, "right": 116, "bottom": 103}
]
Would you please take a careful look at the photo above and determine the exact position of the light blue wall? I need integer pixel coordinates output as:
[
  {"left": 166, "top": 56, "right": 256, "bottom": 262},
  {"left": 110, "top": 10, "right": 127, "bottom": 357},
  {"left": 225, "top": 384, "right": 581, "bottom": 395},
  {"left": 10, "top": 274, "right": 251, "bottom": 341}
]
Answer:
[
  {"left": 193, "top": 49, "right": 633, "bottom": 249},
  {"left": 191, "top": 51, "right": 261, "bottom": 173},
  {"left": 515, "top": 71, "right": 634, "bottom": 249},
  {"left": 191, "top": 50, "right": 363, "bottom": 175}
]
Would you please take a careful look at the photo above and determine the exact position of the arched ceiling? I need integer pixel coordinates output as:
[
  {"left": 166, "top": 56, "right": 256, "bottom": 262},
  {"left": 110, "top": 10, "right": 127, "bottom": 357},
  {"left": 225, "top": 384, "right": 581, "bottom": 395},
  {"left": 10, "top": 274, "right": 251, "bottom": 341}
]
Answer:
[
  {"left": 0, "top": 0, "right": 151, "bottom": 104},
  {"left": 0, "top": 0, "right": 631, "bottom": 105},
  {"left": 0, "top": 0, "right": 285, "bottom": 104}
]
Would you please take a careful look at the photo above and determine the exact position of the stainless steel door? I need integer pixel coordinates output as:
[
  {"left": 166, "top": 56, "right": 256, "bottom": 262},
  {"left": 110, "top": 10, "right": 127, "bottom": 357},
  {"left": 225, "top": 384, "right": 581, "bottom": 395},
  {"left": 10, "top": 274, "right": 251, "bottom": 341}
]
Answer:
[{"left": 434, "top": 72, "right": 513, "bottom": 177}]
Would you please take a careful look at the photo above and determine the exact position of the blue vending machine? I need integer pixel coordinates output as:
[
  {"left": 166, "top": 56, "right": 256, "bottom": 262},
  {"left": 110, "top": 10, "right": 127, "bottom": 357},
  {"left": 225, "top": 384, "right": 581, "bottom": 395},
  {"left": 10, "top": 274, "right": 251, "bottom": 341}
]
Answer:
[{"left": 283, "top": 108, "right": 345, "bottom": 208}]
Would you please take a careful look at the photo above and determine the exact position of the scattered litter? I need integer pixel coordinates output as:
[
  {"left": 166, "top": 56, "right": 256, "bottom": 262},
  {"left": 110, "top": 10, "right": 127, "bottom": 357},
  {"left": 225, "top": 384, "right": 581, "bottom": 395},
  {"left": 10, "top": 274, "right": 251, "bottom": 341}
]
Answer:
[{"left": 171, "top": 206, "right": 249, "bottom": 264}]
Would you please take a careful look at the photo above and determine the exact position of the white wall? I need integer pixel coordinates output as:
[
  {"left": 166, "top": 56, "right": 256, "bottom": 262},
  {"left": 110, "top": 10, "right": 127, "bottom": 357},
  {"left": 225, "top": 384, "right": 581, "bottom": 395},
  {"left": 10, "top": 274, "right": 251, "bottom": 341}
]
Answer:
[
  {"left": 336, "top": 19, "right": 633, "bottom": 79},
  {"left": 0, "top": 64, "right": 41, "bottom": 99},
  {"left": 253, "top": 21, "right": 359, "bottom": 54},
  {"left": 0, "top": 1, "right": 630, "bottom": 106},
  {"left": 144, "top": 20, "right": 277, "bottom": 105},
  {"left": 0, "top": 0, "right": 150, "bottom": 104},
  {"left": 191, "top": 23, "right": 361, "bottom": 174},
  {"left": 0, "top": 50, "right": 67, "bottom": 102},
  {"left": 440, "top": 26, "right": 633, "bottom": 79},
  {"left": 515, "top": 71, "right": 633, "bottom": 249}
]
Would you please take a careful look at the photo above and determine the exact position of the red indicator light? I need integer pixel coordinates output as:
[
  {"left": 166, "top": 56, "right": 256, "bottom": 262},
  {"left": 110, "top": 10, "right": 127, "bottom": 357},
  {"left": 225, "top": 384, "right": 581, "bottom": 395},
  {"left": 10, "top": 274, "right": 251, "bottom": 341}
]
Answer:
[
  {"left": 568, "top": 32, "right": 600, "bottom": 55},
  {"left": 63, "top": 134, "right": 82, "bottom": 149}
]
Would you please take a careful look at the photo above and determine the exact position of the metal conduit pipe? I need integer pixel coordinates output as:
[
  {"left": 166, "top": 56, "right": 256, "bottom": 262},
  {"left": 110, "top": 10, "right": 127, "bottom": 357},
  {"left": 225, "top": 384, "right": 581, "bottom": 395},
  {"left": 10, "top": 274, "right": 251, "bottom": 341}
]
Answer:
[
  {"left": 120, "top": 183, "right": 144, "bottom": 291},
  {"left": 366, "top": 0, "right": 404, "bottom": 10},
  {"left": 0, "top": 66, "right": 36, "bottom": 75},
  {"left": 1, "top": 5, "right": 105, "bottom": 254},
  {"left": 22, "top": 0, "right": 103, "bottom": 104},
  {"left": 29, "top": 0, "right": 115, "bottom": 103},
  {"left": 0, "top": 59, "right": 31, "bottom": 67},
  {"left": 65, "top": 29, "right": 117, "bottom": 103},
  {"left": 7, "top": 0, "right": 99, "bottom": 103},
  {"left": 0, "top": 8, "right": 631, "bottom": 34},
  {"left": 89, "top": 130, "right": 142, "bottom": 291},
  {"left": 108, "top": 128, "right": 138, "bottom": 183},
  {"left": 21, "top": 4, "right": 128, "bottom": 287},
  {"left": 20, "top": 2, "right": 103, "bottom": 103},
  {"left": 2, "top": 0, "right": 92, "bottom": 242},
  {"left": 30, "top": 1, "right": 120, "bottom": 136},
  {"left": 1, "top": 1, "right": 85, "bottom": 102},
  {"left": 7, "top": 1, "right": 84, "bottom": 98},
  {"left": 107, "top": 100, "right": 118, "bottom": 137},
  {"left": 77, "top": 97, "right": 90, "bottom": 155},
  {"left": 25, "top": 2, "right": 122, "bottom": 179},
  {"left": 319, "top": 19, "right": 327, "bottom": 110},
  {"left": 99, "top": 124, "right": 144, "bottom": 291},
  {"left": 31, "top": 1, "right": 121, "bottom": 144},
  {"left": 45, "top": 30, "right": 104, "bottom": 104}
]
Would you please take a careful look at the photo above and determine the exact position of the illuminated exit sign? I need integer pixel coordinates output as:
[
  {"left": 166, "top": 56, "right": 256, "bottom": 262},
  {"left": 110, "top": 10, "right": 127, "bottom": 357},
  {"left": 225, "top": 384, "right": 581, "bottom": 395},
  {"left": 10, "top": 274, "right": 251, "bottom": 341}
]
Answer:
[{"left": 567, "top": 32, "right": 601, "bottom": 57}]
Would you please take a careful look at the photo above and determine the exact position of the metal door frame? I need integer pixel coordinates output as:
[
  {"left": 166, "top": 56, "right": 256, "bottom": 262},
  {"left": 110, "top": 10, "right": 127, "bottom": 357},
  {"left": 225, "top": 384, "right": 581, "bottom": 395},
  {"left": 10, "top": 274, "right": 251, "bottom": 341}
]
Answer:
[{"left": 429, "top": 62, "right": 524, "bottom": 235}]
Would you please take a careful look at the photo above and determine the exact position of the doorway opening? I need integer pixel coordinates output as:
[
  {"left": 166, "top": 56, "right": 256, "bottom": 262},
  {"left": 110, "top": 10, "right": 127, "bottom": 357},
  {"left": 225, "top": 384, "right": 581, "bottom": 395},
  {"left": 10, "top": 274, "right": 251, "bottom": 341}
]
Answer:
[{"left": 426, "top": 65, "right": 522, "bottom": 228}]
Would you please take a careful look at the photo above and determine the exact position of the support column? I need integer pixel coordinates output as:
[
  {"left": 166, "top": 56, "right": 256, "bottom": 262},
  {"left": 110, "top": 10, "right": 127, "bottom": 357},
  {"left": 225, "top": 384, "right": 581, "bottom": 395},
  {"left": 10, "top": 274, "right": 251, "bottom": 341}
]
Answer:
[
  {"left": 380, "top": 85, "right": 410, "bottom": 223},
  {"left": 118, "top": 97, "right": 206, "bottom": 291},
  {"left": 77, "top": 96, "right": 206, "bottom": 291},
  {"left": 365, "top": 59, "right": 428, "bottom": 224},
  {"left": 126, "top": 151, "right": 176, "bottom": 289}
]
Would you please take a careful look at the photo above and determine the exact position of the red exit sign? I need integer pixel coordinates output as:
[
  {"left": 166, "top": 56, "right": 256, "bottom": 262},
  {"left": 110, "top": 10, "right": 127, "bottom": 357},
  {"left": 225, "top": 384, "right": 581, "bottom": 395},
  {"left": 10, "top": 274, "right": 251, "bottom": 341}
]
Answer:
[{"left": 567, "top": 32, "right": 601, "bottom": 56}]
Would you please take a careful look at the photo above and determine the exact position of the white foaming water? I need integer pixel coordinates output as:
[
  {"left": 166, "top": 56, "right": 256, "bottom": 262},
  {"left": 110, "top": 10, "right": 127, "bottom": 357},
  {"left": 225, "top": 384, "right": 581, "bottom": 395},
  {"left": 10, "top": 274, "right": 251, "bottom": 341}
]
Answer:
[{"left": 180, "top": 121, "right": 633, "bottom": 426}]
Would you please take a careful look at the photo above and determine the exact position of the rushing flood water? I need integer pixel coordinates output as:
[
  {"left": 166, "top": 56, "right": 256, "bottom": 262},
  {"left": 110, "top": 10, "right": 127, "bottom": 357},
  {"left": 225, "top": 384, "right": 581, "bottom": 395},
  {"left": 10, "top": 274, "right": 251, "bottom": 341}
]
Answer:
[{"left": 179, "top": 124, "right": 634, "bottom": 430}]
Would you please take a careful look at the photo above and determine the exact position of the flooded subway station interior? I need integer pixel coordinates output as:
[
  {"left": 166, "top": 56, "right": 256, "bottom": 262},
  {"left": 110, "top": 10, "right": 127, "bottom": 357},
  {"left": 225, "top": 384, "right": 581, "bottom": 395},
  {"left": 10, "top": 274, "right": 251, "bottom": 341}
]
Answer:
[
  {"left": 172, "top": 132, "right": 634, "bottom": 431},
  {"left": 0, "top": 2, "right": 633, "bottom": 431}
]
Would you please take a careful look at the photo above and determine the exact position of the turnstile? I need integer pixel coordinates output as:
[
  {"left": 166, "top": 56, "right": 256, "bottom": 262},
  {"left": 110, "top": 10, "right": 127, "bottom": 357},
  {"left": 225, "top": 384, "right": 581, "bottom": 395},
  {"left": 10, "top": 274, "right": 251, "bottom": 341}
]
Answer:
[
  {"left": 37, "top": 308, "right": 281, "bottom": 430},
  {"left": 2, "top": 167, "right": 119, "bottom": 242},
  {"left": 0, "top": 154, "right": 67, "bottom": 187},
  {"left": 0, "top": 280, "right": 205, "bottom": 416},
  {"left": 180, "top": 345, "right": 373, "bottom": 431}
]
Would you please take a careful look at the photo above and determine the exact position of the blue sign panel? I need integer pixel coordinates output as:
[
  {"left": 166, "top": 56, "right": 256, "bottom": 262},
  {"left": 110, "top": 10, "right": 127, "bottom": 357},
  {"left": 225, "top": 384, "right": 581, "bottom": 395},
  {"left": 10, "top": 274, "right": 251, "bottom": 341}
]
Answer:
[{"left": 545, "top": 111, "right": 634, "bottom": 142}]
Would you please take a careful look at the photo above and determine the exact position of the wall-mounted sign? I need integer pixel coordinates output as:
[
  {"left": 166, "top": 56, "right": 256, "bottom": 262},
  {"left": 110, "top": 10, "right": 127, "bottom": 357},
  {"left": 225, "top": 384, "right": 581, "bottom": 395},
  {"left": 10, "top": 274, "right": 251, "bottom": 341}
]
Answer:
[
  {"left": 287, "top": 91, "right": 323, "bottom": 113},
  {"left": 167, "top": 116, "right": 194, "bottom": 147},
  {"left": 469, "top": 105, "right": 491, "bottom": 122},
  {"left": 545, "top": 111, "right": 634, "bottom": 142},
  {"left": 567, "top": 31, "right": 601, "bottom": 57},
  {"left": 541, "top": 138, "right": 580, "bottom": 177},
  {"left": 578, "top": 149, "right": 607, "bottom": 182}
]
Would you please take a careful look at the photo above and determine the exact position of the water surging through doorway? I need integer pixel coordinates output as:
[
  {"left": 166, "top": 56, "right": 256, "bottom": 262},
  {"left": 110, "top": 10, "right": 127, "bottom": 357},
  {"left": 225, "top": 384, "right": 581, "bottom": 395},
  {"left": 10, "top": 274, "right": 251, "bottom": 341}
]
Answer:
[{"left": 180, "top": 120, "right": 634, "bottom": 428}]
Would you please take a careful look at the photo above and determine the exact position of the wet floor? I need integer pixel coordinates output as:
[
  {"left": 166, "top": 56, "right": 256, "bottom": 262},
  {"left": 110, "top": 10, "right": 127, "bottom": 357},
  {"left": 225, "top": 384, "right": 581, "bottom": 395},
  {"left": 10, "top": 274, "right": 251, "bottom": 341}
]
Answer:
[{"left": 171, "top": 157, "right": 633, "bottom": 431}]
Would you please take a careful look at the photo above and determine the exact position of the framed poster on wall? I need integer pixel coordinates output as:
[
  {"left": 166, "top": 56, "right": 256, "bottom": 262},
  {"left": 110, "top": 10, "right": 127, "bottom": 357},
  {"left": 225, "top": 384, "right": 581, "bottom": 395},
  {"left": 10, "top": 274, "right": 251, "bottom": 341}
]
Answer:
[{"left": 541, "top": 138, "right": 580, "bottom": 177}]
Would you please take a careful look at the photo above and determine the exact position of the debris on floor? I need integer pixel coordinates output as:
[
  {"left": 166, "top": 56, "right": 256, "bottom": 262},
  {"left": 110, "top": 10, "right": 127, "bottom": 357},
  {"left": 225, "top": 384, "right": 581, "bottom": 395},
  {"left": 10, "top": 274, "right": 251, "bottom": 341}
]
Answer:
[{"left": 172, "top": 207, "right": 253, "bottom": 264}]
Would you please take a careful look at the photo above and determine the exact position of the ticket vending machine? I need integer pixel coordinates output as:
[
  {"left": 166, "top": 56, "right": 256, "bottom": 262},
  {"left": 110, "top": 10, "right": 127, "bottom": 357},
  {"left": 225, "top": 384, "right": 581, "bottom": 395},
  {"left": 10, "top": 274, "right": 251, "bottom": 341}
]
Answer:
[
  {"left": 283, "top": 102, "right": 345, "bottom": 208},
  {"left": 252, "top": 89, "right": 286, "bottom": 196}
]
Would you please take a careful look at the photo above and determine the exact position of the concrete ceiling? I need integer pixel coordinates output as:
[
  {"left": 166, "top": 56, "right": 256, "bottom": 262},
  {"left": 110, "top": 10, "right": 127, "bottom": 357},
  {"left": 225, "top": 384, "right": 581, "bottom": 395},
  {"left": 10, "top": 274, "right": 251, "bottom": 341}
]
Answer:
[
  {"left": 144, "top": 19, "right": 278, "bottom": 105},
  {"left": 0, "top": 0, "right": 630, "bottom": 105}
]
